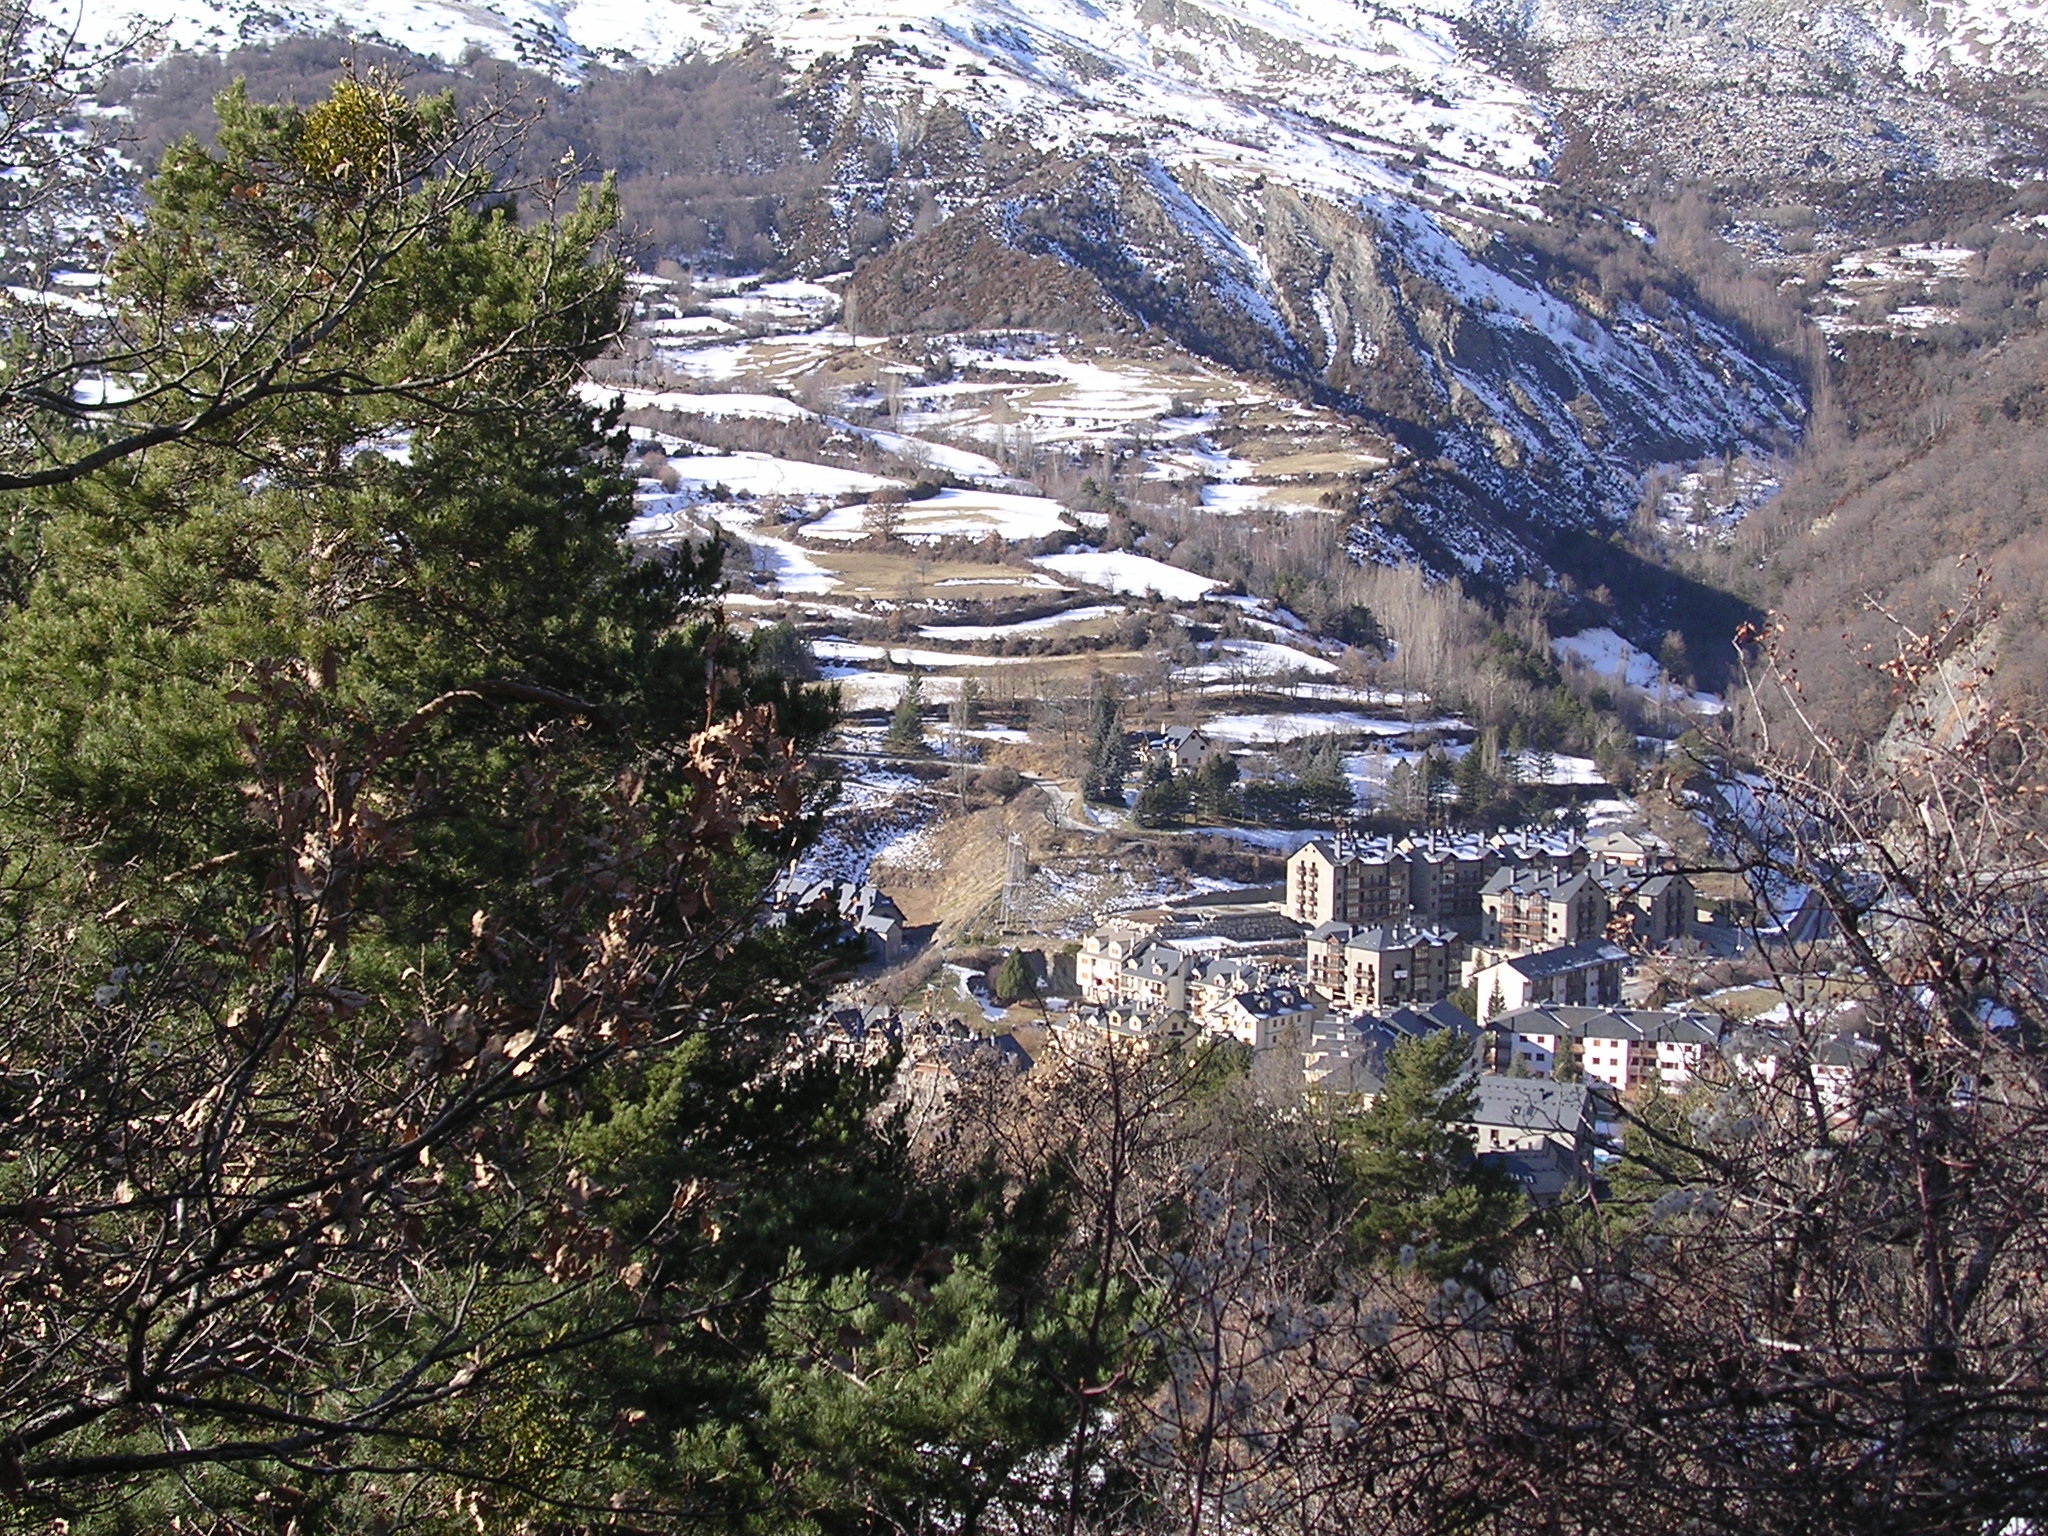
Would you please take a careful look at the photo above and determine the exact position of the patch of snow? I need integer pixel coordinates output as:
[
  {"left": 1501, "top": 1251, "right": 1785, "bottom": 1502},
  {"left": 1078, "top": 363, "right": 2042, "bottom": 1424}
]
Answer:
[
  {"left": 584, "top": 384, "right": 815, "bottom": 422},
  {"left": 1184, "top": 825, "right": 1312, "bottom": 850},
  {"left": 805, "top": 486, "right": 1071, "bottom": 543},
  {"left": 1508, "top": 751, "right": 1604, "bottom": 786},
  {"left": 812, "top": 639, "right": 1045, "bottom": 669},
  {"left": 917, "top": 604, "right": 1124, "bottom": 640},
  {"left": 933, "top": 573, "right": 1067, "bottom": 589},
  {"left": 1187, "top": 638, "right": 1342, "bottom": 681},
  {"left": 673, "top": 454, "right": 900, "bottom": 502},
  {"left": 744, "top": 535, "right": 843, "bottom": 595},
  {"left": 1554, "top": 628, "right": 1724, "bottom": 715},
  {"left": 1032, "top": 550, "right": 1221, "bottom": 601},
  {"left": 1202, "top": 710, "right": 1454, "bottom": 743}
]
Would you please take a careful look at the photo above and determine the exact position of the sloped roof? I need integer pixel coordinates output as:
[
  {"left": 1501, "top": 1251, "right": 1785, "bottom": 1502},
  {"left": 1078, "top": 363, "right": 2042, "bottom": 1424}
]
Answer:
[
  {"left": 1500, "top": 941, "right": 1629, "bottom": 981},
  {"left": 1343, "top": 924, "right": 1453, "bottom": 953},
  {"left": 1493, "top": 1004, "right": 1721, "bottom": 1044},
  {"left": 1124, "top": 942, "right": 1189, "bottom": 980},
  {"left": 1469, "top": 1076, "right": 1592, "bottom": 1135}
]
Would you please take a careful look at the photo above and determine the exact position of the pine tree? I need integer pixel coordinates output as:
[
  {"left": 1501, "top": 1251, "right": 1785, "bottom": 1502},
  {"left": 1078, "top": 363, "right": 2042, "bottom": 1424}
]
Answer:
[
  {"left": 1135, "top": 770, "right": 1191, "bottom": 828},
  {"left": 5, "top": 72, "right": 620, "bottom": 494},
  {"left": 992, "top": 947, "right": 1037, "bottom": 1004},
  {"left": 1082, "top": 683, "right": 1127, "bottom": 803},
  {"left": 950, "top": 674, "right": 983, "bottom": 730},
  {"left": 0, "top": 74, "right": 843, "bottom": 1518},
  {"left": 1454, "top": 743, "right": 1494, "bottom": 819},
  {"left": 1418, "top": 747, "right": 1452, "bottom": 824},
  {"left": 1193, "top": 752, "right": 1239, "bottom": 819},
  {"left": 1342, "top": 1031, "right": 1521, "bottom": 1278},
  {"left": 1299, "top": 733, "right": 1352, "bottom": 818},
  {"left": 888, "top": 669, "right": 928, "bottom": 751}
]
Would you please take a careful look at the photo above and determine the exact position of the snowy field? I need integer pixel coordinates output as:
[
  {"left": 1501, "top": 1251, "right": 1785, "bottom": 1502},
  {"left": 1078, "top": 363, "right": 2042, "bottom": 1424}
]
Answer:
[
  {"left": 1509, "top": 751, "right": 1605, "bottom": 786},
  {"left": 813, "top": 639, "right": 1043, "bottom": 669},
  {"left": 743, "top": 535, "right": 843, "bottom": 594},
  {"left": 1203, "top": 710, "right": 1464, "bottom": 744},
  {"left": 1032, "top": 550, "right": 1220, "bottom": 601},
  {"left": 658, "top": 453, "right": 898, "bottom": 502},
  {"left": 1186, "top": 638, "right": 1342, "bottom": 682},
  {"left": 585, "top": 385, "right": 813, "bottom": 422},
  {"left": 804, "top": 487, "right": 1071, "bottom": 543},
  {"left": 917, "top": 605, "right": 1125, "bottom": 641}
]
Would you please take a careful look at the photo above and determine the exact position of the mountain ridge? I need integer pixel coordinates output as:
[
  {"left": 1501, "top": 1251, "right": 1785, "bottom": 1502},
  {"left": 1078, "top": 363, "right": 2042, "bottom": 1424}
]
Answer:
[{"left": 42, "top": 0, "right": 2048, "bottom": 611}]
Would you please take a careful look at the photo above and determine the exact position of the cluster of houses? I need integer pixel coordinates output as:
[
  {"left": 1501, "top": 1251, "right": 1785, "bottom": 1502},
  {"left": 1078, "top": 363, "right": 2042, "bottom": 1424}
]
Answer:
[
  {"left": 766, "top": 867, "right": 908, "bottom": 960},
  {"left": 1037, "top": 821, "right": 1894, "bottom": 1198},
  {"left": 771, "top": 807, "right": 1888, "bottom": 1203},
  {"left": 1072, "top": 921, "right": 1317, "bottom": 1050},
  {"left": 1287, "top": 826, "right": 1695, "bottom": 1021},
  {"left": 1049, "top": 823, "right": 1732, "bottom": 1196},
  {"left": 1068, "top": 825, "right": 1707, "bottom": 1055}
]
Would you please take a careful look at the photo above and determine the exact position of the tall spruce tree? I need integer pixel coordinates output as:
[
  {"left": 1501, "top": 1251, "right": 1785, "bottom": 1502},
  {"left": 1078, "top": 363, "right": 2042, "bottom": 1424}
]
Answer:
[
  {"left": 1083, "top": 683, "right": 1128, "bottom": 804},
  {"left": 887, "top": 668, "right": 928, "bottom": 751}
]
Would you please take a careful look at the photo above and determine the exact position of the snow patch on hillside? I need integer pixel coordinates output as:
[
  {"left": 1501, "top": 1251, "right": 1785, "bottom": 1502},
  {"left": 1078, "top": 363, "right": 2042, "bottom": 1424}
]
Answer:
[
  {"left": 917, "top": 604, "right": 1123, "bottom": 640},
  {"left": 1032, "top": 549, "right": 1220, "bottom": 600},
  {"left": 1553, "top": 627, "right": 1724, "bottom": 715},
  {"left": 805, "top": 487, "right": 1070, "bottom": 543},
  {"left": 45, "top": 0, "right": 1552, "bottom": 204}
]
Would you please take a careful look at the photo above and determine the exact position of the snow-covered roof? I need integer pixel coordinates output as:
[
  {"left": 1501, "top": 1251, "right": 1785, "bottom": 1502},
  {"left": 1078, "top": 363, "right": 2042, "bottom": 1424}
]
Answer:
[{"left": 1498, "top": 942, "right": 1629, "bottom": 981}]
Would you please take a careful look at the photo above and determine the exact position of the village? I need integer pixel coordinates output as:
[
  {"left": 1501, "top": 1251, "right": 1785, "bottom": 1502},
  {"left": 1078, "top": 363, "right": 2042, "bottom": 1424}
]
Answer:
[
  {"left": 769, "top": 710, "right": 1868, "bottom": 1207},
  {"left": 572, "top": 276, "right": 1875, "bottom": 1203}
]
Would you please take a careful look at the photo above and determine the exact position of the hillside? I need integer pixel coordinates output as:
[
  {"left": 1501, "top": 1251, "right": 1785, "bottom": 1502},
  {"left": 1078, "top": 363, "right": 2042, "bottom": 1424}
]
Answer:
[{"left": 43, "top": 0, "right": 2048, "bottom": 691}]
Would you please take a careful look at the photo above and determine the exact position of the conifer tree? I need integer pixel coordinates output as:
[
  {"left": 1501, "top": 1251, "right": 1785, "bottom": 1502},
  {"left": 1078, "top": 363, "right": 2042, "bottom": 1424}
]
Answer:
[
  {"left": 1083, "top": 683, "right": 1128, "bottom": 803},
  {"left": 0, "top": 73, "right": 845, "bottom": 1521},
  {"left": 1342, "top": 1031, "right": 1520, "bottom": 1278},
  {"left": 993, "top": 946, "right": 1037, "bottom": 1004},
  {"left": 1454, "top": 742, "right": 1494, "bottom": 819},
  {"left": 888, "top": 669, "right": 928, "bottom": 751},
  {"left": 1193, "top": 750, "right": 1240, "bottom": 818},
  {"left": 1299, "top": 732, "right": 1352, "bottom": 818}
]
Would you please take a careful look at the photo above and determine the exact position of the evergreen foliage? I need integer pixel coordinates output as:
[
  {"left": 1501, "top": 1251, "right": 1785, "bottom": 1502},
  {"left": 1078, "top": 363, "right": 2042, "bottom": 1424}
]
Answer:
[
  {"left": 1340, "top": 1031, "right": 1521, "bottom": 1279},
  {"left": 1133, "top": 768, "right": 1191, "bottom": 828},
  {"left": 12, "top": 37, "right": 2048, "bottom": 1536},
  {"left": 1193, "top": 751, "right": 1240, "bottom": 817},
  {"left": 1083, "top": 683, "right": 1128, "bottom": 804},
  {"left": 1296, "top": 733, "right": 1353, "bottom": 819},
  {"left": 887, "top": 670, "right": 927, "bottom": 752},
  {"left": 0, "top": 73, "right": 854, "bottom": 1525},
  {"left": 992, "top": 947, "right": 1038, "bottom": 1004}
]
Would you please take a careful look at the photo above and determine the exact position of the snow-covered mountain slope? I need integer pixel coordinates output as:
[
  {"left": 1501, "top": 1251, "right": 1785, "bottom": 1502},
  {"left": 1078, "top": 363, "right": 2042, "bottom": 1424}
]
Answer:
[
  {"left": 1512, "top": 0, "right": 2048, "bottom": 81},
  {"left": 39, "top": 0, "right": 2046, "bottom": 586},
  {"left": 1510, "top": 0, "right": 2048, "bottom": 192},
  {"left": 52, "top": 0, "right": 1550, "bottom": 205}
]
